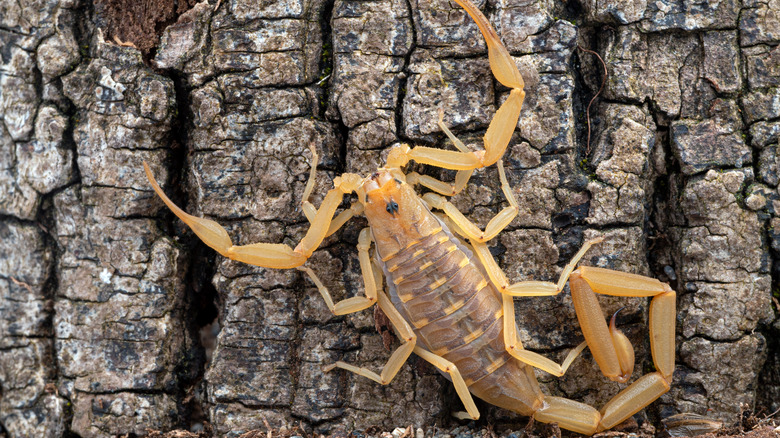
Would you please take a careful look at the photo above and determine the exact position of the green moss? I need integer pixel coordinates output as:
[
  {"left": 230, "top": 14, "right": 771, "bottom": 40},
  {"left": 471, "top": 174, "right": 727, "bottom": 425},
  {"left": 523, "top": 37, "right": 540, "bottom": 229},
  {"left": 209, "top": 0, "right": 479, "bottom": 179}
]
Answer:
[
  {"left": 318, "top": 42, "right": 332, "bottom": 85},
  {"left": 578, "top": 157, "right": 597, "bottom": 181}
]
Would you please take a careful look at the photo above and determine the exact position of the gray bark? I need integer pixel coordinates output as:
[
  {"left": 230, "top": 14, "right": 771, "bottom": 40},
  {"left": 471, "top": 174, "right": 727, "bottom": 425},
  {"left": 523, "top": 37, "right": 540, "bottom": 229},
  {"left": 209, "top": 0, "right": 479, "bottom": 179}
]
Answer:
[{"left": 0, "top": 0, "right": 778, "bottom": 436}]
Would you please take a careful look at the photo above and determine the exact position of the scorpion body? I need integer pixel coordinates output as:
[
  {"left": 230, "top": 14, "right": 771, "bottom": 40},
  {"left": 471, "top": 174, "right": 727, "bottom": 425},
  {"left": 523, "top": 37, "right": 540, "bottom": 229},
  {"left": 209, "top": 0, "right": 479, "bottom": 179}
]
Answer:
[
  {"left": 369, "top": 178, "right": 544, "bottom": 416},
  {"left": 143, "top": 0, "right": 677, "bottom": 433}
]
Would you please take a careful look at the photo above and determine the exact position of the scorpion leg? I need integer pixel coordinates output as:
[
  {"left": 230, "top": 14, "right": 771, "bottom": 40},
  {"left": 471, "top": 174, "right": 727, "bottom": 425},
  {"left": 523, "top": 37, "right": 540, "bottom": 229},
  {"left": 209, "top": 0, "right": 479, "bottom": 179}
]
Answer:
[
  {"left": 423, "top": 160, "right": 518, "bottom": 243},
  {"left": 501, "top": 290, "right": 589, "bottom": 376},
  {"left": 407, "top": 110, "right": 475, "bottom": 197},
  {"left": 471, "top": 237, "right": 605, "bottom": 298},
  {"left": 324, "top": 202, "right": 365, "bottom": 238},
  {"left": 324, "top": 290, "right": 417, "bottom": 385},
  {"left": 413, "top": 346, "right": 480, "bottom": 420},
  {"left": 144, "top": 161, "right": 361, "bottom": 269},
  {"left": 300, "top": 142, "right": 365, "bottom": 238},
  {"left": 299, "top": 228, "right": 377, "bottom": 315},
  {"left": 300, "top": 142, "right": 319, "bottom": 222},
  {"left": 468, "top": 238, "right": 606, "bottom": 376}
]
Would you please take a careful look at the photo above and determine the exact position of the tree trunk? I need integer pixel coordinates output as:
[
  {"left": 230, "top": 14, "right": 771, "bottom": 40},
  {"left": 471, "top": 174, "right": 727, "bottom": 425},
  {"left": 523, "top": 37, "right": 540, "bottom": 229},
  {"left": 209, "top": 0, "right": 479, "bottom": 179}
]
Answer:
[{"left": 1, "top": 0, "right": 778, "bottom": 436}]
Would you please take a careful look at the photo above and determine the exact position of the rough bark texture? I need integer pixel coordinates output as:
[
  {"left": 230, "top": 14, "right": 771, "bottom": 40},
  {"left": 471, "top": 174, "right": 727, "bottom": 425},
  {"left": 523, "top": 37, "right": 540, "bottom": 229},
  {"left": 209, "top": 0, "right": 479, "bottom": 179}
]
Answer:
[{"left": 0, "top": 0, "right": 778, "bottom": 437}]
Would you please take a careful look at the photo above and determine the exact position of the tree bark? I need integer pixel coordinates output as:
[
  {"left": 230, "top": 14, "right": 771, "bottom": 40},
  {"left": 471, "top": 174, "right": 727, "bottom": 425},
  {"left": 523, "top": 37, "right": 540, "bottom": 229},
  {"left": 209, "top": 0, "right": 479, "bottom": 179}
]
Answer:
[{"left": 0, "top": 0, "right": 778, "bottom": 436}]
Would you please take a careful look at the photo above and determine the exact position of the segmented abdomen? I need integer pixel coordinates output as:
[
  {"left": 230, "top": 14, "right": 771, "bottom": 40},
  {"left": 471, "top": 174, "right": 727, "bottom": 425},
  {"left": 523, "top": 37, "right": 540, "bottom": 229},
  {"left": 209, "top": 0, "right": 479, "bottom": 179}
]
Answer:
[{"left": 378, "top": 224, "right": 544, "bottom": 415}]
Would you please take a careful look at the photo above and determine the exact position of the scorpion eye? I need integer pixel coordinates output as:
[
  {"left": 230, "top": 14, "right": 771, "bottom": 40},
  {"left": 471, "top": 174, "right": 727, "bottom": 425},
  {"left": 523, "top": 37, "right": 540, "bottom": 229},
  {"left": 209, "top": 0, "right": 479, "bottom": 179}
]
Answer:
[{"left": 386, "top": 200, "right": 399, "bottom": 216}]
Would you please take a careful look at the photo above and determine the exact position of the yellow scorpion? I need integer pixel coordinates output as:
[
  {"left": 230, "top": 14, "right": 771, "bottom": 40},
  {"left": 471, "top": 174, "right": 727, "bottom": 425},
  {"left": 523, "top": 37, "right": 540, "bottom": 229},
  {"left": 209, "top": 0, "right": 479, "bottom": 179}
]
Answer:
[{"left": 144, "top": 0, "right": 676, "bottom": 433}]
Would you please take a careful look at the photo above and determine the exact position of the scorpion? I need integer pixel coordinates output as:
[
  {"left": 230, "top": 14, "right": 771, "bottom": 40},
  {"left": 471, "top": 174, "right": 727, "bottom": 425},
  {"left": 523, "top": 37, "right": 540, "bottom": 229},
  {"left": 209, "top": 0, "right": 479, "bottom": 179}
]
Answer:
[{"left": 144, "top": 0, "right": 676, "bottom": 433}]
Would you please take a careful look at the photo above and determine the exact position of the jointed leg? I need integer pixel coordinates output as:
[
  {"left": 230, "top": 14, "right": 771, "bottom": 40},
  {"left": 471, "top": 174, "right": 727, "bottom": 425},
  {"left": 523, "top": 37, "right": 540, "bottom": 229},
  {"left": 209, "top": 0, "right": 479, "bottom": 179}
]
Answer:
[
  {"left": 299, "top": 143, "right": 365, "bottom": 238},
  {"left": 472, "top": 236, "right": 605, "bottom": 297},
  {"left": 407, "top": 110, "right": 475, "bottom": 197},
  {"left": 502, "top": 287, "right": 588, "bottom": 376},
  {"left": 423, "top": 160, "right": 519, "bottom": 243},
  {"left": 301, "top": 142, "right": 319, "bottom": 222},
  {"left": 472, "top": 237, "right": 602, "bottom": 375},
  {"left": 298, "top": 228, "right": 377, "bottom": 315},
  {"left": 324, "top": 202, "right": 365, "bottom": 238},
  {"left": 413, "top": 346, "right": 480, "bottom": 420},
  {"left": 406, "top": 170, "right": 474, "bottom": 197},
  {"left": 324, "top": 290, "right": 417, "bottom": 385},
  {"left": 386, "top": 0, "right": 525, "bottom": 246},
  {"left": 311, "top": 230, "right": 416, "bottom": 385}
]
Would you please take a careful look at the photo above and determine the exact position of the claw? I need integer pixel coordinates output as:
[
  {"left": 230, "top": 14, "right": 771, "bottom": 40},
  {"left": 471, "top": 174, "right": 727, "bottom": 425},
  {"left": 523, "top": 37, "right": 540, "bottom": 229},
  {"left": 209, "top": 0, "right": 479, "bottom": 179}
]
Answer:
[
  {"left": 144, "top": 161, "right": 234, "bottom": 255},
  {"left": 448, "top": 0, "right": 525, "bottom": 167},
  {"left": 144, "top": 160, "right": 342, "bottom": 270},
  {"left": 449, "top": 0, "right": 524, "bottom": 90}
]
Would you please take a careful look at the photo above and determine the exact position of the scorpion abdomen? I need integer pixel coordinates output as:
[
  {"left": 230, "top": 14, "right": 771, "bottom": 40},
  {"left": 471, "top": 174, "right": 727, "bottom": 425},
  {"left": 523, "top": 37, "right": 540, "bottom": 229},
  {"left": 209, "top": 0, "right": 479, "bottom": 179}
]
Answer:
[{"left": 378, "top": 218, "right": 545, "bottom": 416}]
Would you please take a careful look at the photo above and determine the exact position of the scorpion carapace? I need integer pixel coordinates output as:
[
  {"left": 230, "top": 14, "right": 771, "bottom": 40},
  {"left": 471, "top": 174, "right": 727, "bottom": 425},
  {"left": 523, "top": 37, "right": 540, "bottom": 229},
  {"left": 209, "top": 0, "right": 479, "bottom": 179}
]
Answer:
[{"left": 143, "top": 0, "right": 676, "bottom": 433}]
